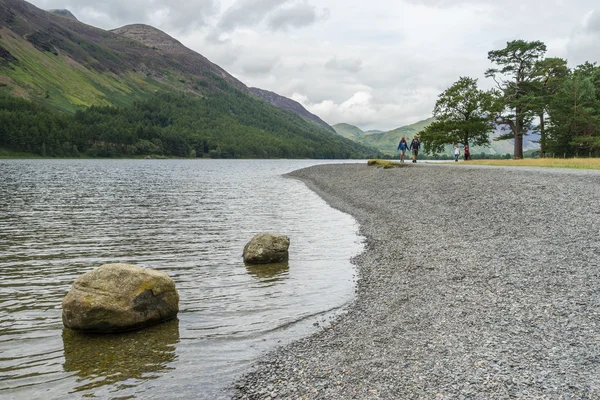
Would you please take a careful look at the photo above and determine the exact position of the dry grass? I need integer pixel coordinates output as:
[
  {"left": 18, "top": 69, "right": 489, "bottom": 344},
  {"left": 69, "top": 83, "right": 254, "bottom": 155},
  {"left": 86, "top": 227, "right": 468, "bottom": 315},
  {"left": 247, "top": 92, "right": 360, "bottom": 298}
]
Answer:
[
  {"left": 457, "top": 158, "right": 600, "bottom": 170},
  {"left": 367, "top": 159, "right": 406, "bottom": 169}
]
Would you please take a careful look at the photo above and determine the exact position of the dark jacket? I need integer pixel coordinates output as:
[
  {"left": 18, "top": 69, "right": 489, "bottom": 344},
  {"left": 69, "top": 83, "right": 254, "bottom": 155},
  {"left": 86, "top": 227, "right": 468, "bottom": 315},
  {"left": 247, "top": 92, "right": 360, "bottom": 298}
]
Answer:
[{"left": 409, "top": 139, "right": 420, "bottom": 150}]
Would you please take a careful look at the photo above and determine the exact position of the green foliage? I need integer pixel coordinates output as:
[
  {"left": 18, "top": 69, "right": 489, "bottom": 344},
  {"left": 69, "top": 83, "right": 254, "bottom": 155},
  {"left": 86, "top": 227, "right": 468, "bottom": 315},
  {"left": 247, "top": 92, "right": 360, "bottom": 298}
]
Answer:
[
  {"left": 0, "top": 91, "right": 380, "bottom": 159},
  {"left": 418, "top": 77, "right": 494, "bottom": 154},
  {"left": 546, "top": 70, "right": 600, "bottom": 157},
  {"left": 486, "top": 40, "right": 548, "bottom": 158}
]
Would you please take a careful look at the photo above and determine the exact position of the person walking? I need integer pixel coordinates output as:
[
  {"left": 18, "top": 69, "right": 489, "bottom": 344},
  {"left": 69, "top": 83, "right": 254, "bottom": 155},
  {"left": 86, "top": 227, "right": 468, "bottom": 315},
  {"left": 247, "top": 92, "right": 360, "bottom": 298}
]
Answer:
[
  {"left": 454, "top": 144, "right": 460, "bottom": 162},
  {"left": 464, "top": 145, "right": 471, "bottom": 161},
  {"left": 409, "top": 136, "right": 421, "bottom": 163},
  {"left": 397, "top": 137, "right": 409, "bottom": 163}
]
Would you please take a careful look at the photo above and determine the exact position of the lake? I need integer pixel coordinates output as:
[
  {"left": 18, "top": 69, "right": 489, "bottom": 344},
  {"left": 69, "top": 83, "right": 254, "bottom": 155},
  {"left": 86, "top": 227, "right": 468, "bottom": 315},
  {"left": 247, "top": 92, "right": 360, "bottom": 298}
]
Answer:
[{"left": 0, "top": 159, "right": 364, "bottom": 399}]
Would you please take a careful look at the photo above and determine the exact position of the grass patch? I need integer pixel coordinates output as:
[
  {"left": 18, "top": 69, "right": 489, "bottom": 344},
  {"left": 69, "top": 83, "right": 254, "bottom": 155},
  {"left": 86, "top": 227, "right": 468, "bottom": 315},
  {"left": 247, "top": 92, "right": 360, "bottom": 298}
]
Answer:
[
  {"left": 457, "top": 158, "right": 600, "bottom": 170},
  {"left": 0, "top": 147, "right": 43, "bottom": 158},
  {"left": 367, "top": 159, "right": 406, "bottom": 169}
]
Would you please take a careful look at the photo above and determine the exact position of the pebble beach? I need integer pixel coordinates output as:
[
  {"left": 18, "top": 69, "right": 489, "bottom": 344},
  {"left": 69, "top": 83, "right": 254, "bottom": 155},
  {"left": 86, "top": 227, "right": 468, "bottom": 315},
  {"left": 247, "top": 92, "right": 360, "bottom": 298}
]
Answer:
[{"left": 234, "top": 163, "right": 600, "bottom": 399}]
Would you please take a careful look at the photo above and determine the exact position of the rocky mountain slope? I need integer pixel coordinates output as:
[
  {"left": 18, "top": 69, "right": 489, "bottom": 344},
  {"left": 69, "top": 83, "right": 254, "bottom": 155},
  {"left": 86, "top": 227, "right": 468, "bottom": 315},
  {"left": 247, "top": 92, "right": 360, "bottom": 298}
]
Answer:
[
  {"left": 0, "top": 0, "right": 332, "bottom": 129},
  {"left": 249, "top": 87, "right": 334, "bottom": 132},
  {"left": 48, "top": 9, "right": 77, "bottom": 20},
  {"left": 0, "top": 0, "right": 380, "bottom": 158}
]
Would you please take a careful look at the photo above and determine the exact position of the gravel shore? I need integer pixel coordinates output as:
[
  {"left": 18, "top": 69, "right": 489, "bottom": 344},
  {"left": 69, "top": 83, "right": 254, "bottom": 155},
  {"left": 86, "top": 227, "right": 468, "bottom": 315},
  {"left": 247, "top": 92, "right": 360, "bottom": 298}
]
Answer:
[{"left": 234, "top": 163, "right": 600, "bottom": 399}]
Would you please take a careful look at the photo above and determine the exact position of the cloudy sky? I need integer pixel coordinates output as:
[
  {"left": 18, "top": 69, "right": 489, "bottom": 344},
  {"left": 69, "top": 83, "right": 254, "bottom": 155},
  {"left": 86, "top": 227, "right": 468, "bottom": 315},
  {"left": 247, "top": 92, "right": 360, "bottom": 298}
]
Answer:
[{"left": 28, "top": 0, "right": 600, "bottom": 130}]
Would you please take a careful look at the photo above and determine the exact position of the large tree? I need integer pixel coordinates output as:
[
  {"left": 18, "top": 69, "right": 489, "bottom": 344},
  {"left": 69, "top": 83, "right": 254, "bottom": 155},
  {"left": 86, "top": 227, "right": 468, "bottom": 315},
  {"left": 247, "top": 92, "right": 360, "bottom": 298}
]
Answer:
[
  {"left": 486, "top": 40, "right": 547, "bottom": 159},
  {"left": 547, "top": 65, "right": 600, "bottom": 157},
  {"left": 419, "top": 76, "right": 494, "bottom": 154},
  {"left": 530, "top": 57, "right": 570, "bottom": 157}
]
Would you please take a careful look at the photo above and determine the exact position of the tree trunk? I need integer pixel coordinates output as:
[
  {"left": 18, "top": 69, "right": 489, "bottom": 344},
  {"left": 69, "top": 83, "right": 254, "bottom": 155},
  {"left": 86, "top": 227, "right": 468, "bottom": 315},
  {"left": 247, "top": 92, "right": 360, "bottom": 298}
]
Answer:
[
  {"left": 539, "top": 112, "right": 546, "bottom": 158},
  {"left": 514, "top": 105, "right": 524, "bottom": 159},
  {"left": 514, "top": 132, "right": 523, "bottom": 159}
]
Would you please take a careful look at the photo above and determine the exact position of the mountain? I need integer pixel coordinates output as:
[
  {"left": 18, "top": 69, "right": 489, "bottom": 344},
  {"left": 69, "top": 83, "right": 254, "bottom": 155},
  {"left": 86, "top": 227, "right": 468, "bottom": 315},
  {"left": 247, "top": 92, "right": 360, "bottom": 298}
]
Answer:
[
  {"left": 249, "top": 87, "right": 334, "bottom": 132},
  {"left": 0, "top": 0, "right": 250, "bottom": 111},
  {"left": 358, "top": 118, "right": 436, "bottom": 154},
  {"left": 332, "top": 123, "right": 365, "bottom": 140},
  {"left": 0, "top": 0, "right": 380, "bottom": 159},
  {"left": 48, "top": 9, "right": 77, "bottom": 20},
  {"left": 366, "top": 129, "right": 383, "bottom": 134}
]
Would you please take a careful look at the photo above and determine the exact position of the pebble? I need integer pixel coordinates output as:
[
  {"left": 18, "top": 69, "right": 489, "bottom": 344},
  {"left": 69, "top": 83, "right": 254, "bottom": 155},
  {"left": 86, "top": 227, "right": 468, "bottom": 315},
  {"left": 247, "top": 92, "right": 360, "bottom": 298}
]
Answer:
[{"left": 234, "top": 163, "right": 600, "bottom": 399}]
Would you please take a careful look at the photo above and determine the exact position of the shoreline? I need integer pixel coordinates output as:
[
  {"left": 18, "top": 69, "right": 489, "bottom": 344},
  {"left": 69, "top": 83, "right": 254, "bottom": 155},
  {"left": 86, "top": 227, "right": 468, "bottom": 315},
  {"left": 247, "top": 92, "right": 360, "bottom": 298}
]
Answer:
[{"left": 234, "top": 163, "right": 600, "bottom": 399}]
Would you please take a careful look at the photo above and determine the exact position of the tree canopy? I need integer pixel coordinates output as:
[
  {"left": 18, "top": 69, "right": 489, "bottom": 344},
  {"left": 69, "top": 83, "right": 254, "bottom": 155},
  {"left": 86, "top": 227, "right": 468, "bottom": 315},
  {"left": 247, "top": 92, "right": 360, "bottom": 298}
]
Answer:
[
  {"left": 486, "top": 40, "right": 548, "bottom": 159},
  {"left": 419, "top": 77, "right": 494, "bottom": 154},
  {"left": 0, "top": 90, "right": 380, "bottom": 159},
  {"left": 421, "top": 39, "right": 600, "bottom": 159}
]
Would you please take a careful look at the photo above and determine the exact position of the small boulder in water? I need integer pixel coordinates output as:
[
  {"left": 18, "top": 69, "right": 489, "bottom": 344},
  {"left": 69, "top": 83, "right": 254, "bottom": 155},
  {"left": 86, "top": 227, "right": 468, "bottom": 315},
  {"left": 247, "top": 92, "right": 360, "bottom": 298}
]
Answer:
[
  {"left": 243, "top": 233, "right": 290, "bottom": 264},
  {"left": 62, "top": 263, "right": 179, "bottom": 333}
]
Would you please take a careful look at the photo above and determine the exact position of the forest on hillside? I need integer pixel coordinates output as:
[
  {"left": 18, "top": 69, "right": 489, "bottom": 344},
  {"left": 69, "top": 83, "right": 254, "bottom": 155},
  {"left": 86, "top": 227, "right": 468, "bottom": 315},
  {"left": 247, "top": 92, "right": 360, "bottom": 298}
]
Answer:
[{"left": 0, "top": 90, "right": 379, "bottom": 159}]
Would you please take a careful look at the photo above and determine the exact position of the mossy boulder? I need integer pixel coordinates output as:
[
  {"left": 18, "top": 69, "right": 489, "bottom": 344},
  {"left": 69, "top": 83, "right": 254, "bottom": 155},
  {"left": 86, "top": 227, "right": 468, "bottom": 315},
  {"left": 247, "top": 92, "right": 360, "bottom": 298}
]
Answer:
[
  {"left": 62, "top": 263, "right": 179, "bottom": 333},
  {"left": 243, "top": 234, "right": 290, "bottom": 265}
]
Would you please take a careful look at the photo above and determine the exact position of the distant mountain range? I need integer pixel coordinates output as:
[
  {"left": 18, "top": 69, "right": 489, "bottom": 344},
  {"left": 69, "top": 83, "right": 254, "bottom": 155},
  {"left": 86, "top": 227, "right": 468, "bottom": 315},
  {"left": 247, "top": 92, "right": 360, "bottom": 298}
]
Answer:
[
  {"left": 0, "top": 0, "right": 379, "bottom": 158},
  {"left": 333, "top": 118, "right": 540, "bottom": 156}
]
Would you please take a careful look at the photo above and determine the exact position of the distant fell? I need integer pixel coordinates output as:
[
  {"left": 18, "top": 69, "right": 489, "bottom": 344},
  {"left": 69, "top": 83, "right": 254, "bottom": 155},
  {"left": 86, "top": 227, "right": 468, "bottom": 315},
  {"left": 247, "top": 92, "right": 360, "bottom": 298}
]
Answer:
[
  {"left": 249, "top": 87, "right": 334, "bottom": 132},
  {"left": 48, "top": 9, "right": 77, "bottom": 20},
  {"left": 332, "top": 123, "right": 365, "bottom": 140}
]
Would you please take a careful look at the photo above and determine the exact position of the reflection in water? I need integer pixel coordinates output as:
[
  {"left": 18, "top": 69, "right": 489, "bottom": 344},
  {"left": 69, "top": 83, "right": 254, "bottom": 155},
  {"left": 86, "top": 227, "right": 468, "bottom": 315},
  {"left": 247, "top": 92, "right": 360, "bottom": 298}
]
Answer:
[
  {"left": 245, "top": 263, "right": 290, "bottom": 280},
  {"left": 0, "top": 159, "right": 363, "bottom": 399},
  {"left": 62, "top": 319, "right": 180, "bottom": 392}
]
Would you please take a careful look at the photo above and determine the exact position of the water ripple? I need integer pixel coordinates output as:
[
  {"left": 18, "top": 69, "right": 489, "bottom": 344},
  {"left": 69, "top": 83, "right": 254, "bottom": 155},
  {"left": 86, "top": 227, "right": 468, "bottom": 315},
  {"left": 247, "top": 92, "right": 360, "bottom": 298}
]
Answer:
[{"left": 0, "top": 159, "right": 363, "bottom": 399}]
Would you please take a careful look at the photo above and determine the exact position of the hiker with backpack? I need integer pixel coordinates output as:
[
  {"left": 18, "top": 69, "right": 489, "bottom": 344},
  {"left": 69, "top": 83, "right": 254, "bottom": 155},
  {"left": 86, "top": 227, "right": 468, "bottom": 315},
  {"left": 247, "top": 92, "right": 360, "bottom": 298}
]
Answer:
[
  {"left": 397, "top": 137, "right": 409, "bottom": 163},
  {"left": 409, "top": 136, "right": 421, "bottom": 163}
]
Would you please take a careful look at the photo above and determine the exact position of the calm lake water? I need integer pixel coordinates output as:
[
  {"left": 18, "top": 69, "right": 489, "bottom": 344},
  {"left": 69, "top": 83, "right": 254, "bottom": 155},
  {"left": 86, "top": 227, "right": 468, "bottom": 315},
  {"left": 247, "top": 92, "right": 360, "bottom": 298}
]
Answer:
[{"left": 0, "top": 159, "right": 364, "bottom": 399}]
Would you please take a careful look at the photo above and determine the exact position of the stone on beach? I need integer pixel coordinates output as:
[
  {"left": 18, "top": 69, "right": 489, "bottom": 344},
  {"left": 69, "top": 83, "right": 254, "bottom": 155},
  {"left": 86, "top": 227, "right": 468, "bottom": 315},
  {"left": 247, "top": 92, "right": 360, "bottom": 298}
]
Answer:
[
  {"left": 243, "top": 233, "right": 290, "bottom": 264},
  {"left": 235, "top": 163, "right": 600, "bottom": 399},
  {"left": 62, "top": 263, "right": 179, "bottom": 333}
]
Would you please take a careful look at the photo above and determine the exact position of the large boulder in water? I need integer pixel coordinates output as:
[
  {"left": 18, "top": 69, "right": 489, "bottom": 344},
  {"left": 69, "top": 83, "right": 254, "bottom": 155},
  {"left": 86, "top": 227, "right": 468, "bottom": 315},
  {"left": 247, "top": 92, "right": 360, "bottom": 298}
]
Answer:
[
  {"left": 62, "top": 263, "right": 179, "bottom": 333},
  {"left": 243, "top": 233, "right": 290, "bottom": 264}
]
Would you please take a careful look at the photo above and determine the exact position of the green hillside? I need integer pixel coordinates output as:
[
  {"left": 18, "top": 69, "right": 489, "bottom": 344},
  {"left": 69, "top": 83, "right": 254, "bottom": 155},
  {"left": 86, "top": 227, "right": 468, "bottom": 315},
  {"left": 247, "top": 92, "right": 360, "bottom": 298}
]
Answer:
[
  {"left": 0, "top": 0, "right": 248, "bottom": 111},
  {"left": 0, "top": 0, "right": 380, "bottom": 159},
  {"left": 359, "top": 118, "right": 436, "bottom": 154},
  {"left": 332, "top": 123, "right": 365, "bottom": 140},
  {"left": 0, "top": 90, "right": 383, "bottom": 158}
]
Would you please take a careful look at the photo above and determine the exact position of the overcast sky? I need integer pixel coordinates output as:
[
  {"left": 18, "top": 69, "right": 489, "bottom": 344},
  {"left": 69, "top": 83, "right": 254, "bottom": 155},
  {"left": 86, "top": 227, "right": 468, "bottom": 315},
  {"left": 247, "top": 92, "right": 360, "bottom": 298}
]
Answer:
[{"left": 28, "top": 0, "right": 600, "bottom": 130}]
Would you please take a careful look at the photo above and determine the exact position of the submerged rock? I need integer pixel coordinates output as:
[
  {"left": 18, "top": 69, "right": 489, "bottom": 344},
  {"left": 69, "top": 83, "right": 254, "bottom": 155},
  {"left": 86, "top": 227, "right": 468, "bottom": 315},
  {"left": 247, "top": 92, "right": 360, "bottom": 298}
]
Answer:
[
  {"left": 62, "top": 263, "right": 179, "bottom": 333},
  {"left": 243, "top": 233, "right": 290, "bottom": 264}
]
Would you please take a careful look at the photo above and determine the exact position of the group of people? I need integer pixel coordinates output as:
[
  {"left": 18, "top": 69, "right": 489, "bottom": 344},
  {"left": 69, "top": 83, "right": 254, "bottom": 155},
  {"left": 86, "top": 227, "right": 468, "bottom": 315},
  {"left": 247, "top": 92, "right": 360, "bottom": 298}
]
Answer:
[
  {"left": 397, "top": 137, "right": 471, "bottom": 162},
  {"left": 397, "top": 136, "right": 421, "bottom": 163},
  {"left": 453, "top": 143, "right": 471, "bottom": 161}
]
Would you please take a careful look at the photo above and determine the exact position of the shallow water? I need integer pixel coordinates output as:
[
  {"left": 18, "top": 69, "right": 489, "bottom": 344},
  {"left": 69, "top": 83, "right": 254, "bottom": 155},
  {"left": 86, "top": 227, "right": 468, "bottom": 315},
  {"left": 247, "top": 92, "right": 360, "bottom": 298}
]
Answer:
[{"left": 0, "top": 159, "right": 364, "bottom": 399}]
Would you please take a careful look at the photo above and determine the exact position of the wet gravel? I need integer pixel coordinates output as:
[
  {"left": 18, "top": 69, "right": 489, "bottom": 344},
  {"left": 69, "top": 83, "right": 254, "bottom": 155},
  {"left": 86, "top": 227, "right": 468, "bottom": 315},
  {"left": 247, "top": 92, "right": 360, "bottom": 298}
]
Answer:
[{"left": 234, "top": 163, "right": 600, "bottom": 399}]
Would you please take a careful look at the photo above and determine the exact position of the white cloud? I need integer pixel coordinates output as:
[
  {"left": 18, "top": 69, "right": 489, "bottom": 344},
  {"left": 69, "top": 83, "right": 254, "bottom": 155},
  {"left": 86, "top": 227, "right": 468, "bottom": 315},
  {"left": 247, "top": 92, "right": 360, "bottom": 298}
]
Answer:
[
  {"left": 564, "top": 9, "right": 600, "bottom": 66},
  {"left": 30, "top": 0, "right": 218, "bottom": 32},
  {"left": 267, "top": 1, "right": 319, "bottom": 31},
  {"left": 325, "top": 56, "right": 362, "bottom": 73},
  {"left": 28, "top": 0, "right": 600, "bottom": 130}
]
